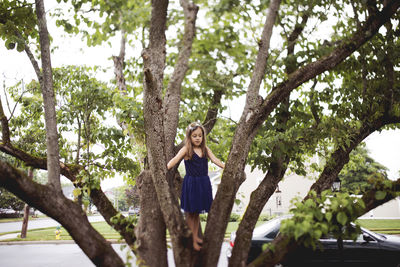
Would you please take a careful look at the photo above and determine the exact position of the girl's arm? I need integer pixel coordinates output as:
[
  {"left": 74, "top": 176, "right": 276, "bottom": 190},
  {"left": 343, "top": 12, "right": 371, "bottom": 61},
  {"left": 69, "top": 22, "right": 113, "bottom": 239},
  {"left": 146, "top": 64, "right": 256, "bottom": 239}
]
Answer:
[
  {"left": 206, "top": 146, "right": 225, "bottom": 169},
  {"left": 167, "top": 146, "right": 188, "bottom": 170}
]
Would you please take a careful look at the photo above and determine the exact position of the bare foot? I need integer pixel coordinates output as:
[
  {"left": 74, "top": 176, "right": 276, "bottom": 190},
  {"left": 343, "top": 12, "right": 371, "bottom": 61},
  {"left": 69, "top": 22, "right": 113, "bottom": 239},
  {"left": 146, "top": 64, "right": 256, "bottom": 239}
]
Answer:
[
  {"left": 196, "top": 237, "right": 203, "bottom": 244},
  {"left": 193, "top": 242, "right": 202, "bottom": 251}
]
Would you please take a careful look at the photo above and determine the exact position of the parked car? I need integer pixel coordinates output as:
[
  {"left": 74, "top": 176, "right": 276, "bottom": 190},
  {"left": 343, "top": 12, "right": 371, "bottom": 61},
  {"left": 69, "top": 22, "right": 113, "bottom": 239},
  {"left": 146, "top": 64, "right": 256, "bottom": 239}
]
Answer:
[
  {"left": 0, "top": 208, "right": 16, "bottom": 214},
  {"left": 128, "top": 207, "right": 140, "bottom": 216},
  {"left": 227, "top": 216, "right": 400, "bottom": 266}
]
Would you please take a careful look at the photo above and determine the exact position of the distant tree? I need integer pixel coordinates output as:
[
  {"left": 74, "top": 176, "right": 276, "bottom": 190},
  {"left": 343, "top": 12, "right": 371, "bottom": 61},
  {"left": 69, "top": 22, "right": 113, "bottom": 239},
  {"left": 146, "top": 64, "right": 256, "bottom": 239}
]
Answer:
[
  {"left": 0, "top": 188, "right": 24, "bottom": 212},
  {"left": 339, "top": 144, "right": 389, "bottom": 194}
]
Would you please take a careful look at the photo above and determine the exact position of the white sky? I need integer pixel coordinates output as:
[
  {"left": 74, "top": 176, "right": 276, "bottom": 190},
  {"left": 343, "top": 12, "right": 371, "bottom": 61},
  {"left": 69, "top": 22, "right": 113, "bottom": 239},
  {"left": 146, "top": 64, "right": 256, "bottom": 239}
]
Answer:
[{"left": 0, "top": 3, "right": 399, "bottom": 188}]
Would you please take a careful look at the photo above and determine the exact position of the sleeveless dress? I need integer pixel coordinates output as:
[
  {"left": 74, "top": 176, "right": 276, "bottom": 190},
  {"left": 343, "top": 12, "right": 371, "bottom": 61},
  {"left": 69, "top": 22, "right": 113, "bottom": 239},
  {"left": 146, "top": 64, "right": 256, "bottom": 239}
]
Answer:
[{"left": 181, "top": 152, "right": 213, "bottom": 213}]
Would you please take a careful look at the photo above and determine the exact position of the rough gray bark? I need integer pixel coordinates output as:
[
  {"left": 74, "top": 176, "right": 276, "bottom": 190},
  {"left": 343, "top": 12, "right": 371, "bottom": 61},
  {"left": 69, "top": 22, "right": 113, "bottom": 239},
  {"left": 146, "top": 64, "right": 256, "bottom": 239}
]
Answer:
[
  {"left": 202, "top": 1, "right": 282, "bottom": 266},
  {"left": 112, "top": 30, "right": 167, "bottom": 266},
  {"left": 0, "top": 162, "right": 124, "bottom": 267},
  {"left": 202, "top": 2, "right": 400, "bottom": 266},
  {"left": 35, "top": 0, "right": 61, "bottom": 191},
  {"left": 163, "top": 0, "right": 198, "bottom": 158},
  {"left": 20, "top": 168, "right": 34, "bottom": 238},
  {"left": 135, "top": 170, "right": 168, "bottom": 267},
  {"left": 229, "top": 11, "right": 309, "bottom": 265},
  {"left": 20, "top": 204, "right": 29, "bottom": 238},
  {"left": 142, "top": 1, "right": 194, "bottom": 267}
]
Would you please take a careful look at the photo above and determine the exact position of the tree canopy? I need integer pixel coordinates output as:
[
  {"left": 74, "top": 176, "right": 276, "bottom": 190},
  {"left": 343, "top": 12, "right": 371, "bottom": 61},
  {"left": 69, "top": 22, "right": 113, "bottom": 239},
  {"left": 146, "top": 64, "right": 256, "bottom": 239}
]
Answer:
[{"left": 1, "top": 0, "right": 400, "bottom": 267}]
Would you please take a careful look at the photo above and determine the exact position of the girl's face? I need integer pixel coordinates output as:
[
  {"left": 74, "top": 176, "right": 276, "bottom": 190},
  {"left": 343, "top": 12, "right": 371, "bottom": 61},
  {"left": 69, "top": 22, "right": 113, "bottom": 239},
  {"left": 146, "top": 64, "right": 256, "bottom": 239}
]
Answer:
[{"left": 190, "top": 127, "right": 203, "bottom": 147}]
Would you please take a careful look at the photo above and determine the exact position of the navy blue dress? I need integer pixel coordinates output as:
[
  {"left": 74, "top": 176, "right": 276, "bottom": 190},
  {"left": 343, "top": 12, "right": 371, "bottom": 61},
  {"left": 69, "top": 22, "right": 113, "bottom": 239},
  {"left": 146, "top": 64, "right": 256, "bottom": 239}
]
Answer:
[{"left": 181, "top": 153, "right": 213, "bottom": 213}]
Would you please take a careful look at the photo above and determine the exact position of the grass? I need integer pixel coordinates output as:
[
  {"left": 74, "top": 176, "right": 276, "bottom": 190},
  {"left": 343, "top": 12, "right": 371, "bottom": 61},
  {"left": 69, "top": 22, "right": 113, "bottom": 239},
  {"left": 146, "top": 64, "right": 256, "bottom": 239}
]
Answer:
[
  {"left": 0, "top": 221, "right": 122, "bottom": 242},
  {"left": 1, "top": 219, "right": 399, "bottom": 242},
  {"left": 357, "top": 219, "right": 400, "bottom": 235}
]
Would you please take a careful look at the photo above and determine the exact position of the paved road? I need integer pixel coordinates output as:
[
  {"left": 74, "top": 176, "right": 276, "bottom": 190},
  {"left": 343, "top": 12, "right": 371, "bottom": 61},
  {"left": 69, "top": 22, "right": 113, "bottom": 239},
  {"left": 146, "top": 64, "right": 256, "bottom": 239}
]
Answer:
[
  {"left": 0, "top": 216, "right": 229, "bottom": 266},
  {"left": 0, "top": 243, "right": 229, "bottom": 267},
  {"left": 0, "top": 215, "right": 105, "bottom": 233}
]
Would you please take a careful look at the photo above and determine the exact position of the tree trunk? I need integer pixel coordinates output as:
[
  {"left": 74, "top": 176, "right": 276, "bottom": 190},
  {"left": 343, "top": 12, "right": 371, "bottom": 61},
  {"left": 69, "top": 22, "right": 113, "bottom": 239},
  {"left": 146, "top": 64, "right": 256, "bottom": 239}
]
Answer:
[
  {"left": 203, "top": 2, "right": 400, "bottom": 266},
  {"left": 35, "top": 0, "right": 61, "bottom": 191},
  {"left": 135, "top": 170, "right": 168, "bottom": 267},
  {"left": 112, "top": 30, "right": 167, "bottom": 264},
  {"left": 21, "top": 168, "right": 34, "bottom": 238},
  {"left": 202, "top": 1, "right": 282, "bottom": 266},
  {"left": 229, "top": 109, "right": 290, "bottom": 267},
  {"left": 142, "top": 1, "right": 195, "bottom": 266},
  {"left": 229, "top": 10, "right": 309, "bottom": 262},
  {"left": 20, "top": 203, "right": 30, "bottom": 238}
]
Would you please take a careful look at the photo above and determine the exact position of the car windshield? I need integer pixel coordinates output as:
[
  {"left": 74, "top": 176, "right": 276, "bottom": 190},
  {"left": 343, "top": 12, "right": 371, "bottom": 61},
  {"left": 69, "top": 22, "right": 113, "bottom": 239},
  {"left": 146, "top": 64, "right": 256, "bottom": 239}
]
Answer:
[
  {"left": 361, "top": 226, "right": 386, "bottom": 240},
  {"left": 252, "top": 217, "right": 282, "bottom": 238}
]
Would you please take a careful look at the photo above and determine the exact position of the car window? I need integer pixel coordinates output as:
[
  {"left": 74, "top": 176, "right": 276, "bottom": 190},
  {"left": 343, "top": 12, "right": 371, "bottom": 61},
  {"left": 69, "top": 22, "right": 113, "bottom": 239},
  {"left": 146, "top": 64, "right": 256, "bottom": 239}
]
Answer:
[
  {"left": 320, "top": 233, "right": 335, "bottom": 240},
  {"left": 253, "top": 218, "right": 281, "bottom": 238},
  {"left": 265, "top": 223, "right": 280, "bottom": 239}
]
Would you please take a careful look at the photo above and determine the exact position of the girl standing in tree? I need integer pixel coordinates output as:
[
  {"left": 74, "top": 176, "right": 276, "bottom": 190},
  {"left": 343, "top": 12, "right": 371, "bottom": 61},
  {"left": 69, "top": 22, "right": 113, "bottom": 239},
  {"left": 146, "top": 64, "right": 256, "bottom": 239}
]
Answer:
[{"left": 167, "top": 122, "right": 225, "bottom": 251}]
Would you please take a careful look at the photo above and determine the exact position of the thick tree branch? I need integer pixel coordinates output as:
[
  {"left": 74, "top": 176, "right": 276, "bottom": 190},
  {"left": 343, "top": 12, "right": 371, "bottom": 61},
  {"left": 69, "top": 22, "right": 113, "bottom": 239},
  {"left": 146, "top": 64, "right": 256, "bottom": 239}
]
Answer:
[
  {"left": 255, "top": 1, "right": 400, "bottom": 133},
  {"left": 0, "top": 140, "right": 137, "bottom": 248},
  {"left": 203, "top": 89, "right": 224, "bottom": 135},
  {"left": 35, "top": 0, "right": 61, "bottom": 190},
  {"left": 229, "top": 8, "right": 309, "bottom": 263},
  {"left": 0, "top": 161, "right": 124, "bottom": 266},
  {"left": 0, "top": 98, "right": 11, "bottom": 145},
  {"left": 164, "top": 0, "right": 199, "bottom": 156},
  {"left": 202, "top": 2, "right": 282, "bottom": 266},
  {"left": 142, "top": 1, "right": 194, "bottom": 266},
  {"left": 22, "top": 36, "right": 42, "bottom": 84},
  {"left": 113, "top": 28, "right": 167, "bottom": 266},
  {"left": 245, "top": 0, "right": 281, "bottom": 109}
]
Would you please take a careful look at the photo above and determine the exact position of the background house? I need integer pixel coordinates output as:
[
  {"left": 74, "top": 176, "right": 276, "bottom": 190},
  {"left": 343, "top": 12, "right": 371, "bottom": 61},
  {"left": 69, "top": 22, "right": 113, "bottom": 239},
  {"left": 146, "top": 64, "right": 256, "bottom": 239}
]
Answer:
[{"left": 210, "top": 166, "right": 400, "bottom": 219}]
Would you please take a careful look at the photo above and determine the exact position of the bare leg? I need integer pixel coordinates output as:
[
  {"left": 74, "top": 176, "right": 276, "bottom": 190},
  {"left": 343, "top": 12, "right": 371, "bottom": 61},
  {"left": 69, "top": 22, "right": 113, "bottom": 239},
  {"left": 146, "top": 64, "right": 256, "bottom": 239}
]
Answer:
[
  {"left": 193, "top": 214, "right": 202, "bottom": 244},
  {"left": 186, "top": 212, "right": 201, "bottom": 251}
]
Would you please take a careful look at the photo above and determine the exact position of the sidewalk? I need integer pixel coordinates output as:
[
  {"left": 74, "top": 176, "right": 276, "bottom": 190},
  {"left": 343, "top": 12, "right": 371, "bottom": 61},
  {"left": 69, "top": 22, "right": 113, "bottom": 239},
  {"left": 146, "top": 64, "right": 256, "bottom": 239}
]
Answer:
[{"left": 0, "top": 233, "right": 19, "bottom": 241}]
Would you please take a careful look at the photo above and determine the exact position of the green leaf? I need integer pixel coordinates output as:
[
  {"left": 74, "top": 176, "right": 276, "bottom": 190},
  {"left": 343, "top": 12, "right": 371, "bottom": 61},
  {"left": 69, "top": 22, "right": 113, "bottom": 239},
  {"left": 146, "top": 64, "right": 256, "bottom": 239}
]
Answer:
[
  {"left": 375, "top": 191, "right": 387, "bottom": 200},
  {"left": 325, "top": 212, "right": 332, "bottom": 222},
  {"left": 72, "top": 188, "right": 81, "bottom": 197},
  {"left": 337, "top": 212, "right": 348, "bottom": 226}
]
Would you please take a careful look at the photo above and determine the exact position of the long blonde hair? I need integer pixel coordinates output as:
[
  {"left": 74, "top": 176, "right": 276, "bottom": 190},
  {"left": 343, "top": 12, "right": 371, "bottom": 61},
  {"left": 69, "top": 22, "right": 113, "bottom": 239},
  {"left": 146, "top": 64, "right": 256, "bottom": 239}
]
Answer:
[{"left": 185, "top": 122, "right": 207, "bottom": 160}]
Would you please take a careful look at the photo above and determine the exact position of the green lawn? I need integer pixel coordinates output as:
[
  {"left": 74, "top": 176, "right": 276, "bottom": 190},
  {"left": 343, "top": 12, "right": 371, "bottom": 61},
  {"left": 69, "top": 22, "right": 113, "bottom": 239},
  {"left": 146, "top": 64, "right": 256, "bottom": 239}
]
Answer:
[
  {"left": 1, "top": 219, "right": 399, "bottom": 242},
  {"left": 357, "top": 219, "right": 400, "bottom": 235}
]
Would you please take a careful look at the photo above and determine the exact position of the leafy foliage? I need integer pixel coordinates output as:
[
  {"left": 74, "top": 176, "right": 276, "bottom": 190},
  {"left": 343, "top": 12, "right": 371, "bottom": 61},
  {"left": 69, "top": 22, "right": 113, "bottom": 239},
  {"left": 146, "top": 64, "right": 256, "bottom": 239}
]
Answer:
[
  {"left": 0, "top": 0, "right": 38, "bottom": 51},
  {"left": 7, "top": 65, "right": 141, "bottom": 187},
  {"left": 280, "top": 190, "right": 365, "bottom": 250},
  {"left": 339, "top": 144, "right": 389, "bottom": 194},
  {"left": 0, "top": 187, "right": 25, "bottom": 211}
]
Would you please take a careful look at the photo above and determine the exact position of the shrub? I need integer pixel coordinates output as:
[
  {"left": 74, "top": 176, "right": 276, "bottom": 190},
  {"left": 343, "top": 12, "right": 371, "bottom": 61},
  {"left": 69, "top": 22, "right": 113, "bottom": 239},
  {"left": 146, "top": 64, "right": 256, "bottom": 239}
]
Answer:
[{"left": 229, "top": 213, "right": 241, "bottom": 222}]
